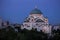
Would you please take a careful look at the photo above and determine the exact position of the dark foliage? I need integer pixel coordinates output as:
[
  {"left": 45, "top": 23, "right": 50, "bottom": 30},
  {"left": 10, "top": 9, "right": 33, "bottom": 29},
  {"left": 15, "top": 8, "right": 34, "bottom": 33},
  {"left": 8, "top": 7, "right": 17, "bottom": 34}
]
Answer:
[{"left": 0, "top": 26, "right": 60, "bottom": 40}]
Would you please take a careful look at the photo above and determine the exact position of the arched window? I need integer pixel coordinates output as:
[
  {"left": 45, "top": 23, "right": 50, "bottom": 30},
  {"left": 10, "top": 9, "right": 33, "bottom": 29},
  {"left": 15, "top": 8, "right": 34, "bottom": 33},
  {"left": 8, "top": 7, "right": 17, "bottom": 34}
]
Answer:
[
  {"left": 36, "top": 19, "right": 44, "bottom": 22},
  {"left": 36, "top": 23, "right": 39, "bottom": 25},
  {"left": 32, "top": 19, "right": 34, "bottom": 21},
  {"left": 25, "top": 24, "right": 27, "bottom": 26},
  {"left": 27, "top": 26, "right": 30, "bottom": 27}
]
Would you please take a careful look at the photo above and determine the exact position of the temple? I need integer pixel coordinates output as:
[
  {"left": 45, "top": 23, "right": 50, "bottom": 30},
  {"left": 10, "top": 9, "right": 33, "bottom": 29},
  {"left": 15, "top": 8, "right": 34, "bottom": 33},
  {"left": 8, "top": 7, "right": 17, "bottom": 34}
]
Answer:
[{"left": 21, "top": 7, "right": 52, "bottom": 33}]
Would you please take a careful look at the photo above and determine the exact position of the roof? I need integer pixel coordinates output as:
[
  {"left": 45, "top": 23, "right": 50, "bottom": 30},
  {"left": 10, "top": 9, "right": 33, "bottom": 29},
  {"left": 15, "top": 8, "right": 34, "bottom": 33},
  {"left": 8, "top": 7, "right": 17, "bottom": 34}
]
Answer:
[
  {"left": 24, "top": 18, "right": 30, "bottom": 22},
  {"left": 30, "top": 8, "right": 42, "bottom": 14}
]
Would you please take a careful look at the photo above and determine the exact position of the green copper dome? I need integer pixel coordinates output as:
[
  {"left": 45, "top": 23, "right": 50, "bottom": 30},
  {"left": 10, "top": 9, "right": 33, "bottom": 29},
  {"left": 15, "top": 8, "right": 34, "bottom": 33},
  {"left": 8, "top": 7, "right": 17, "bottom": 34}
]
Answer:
[{"left": 30, "top": 8, "right": 42, "bottom": 14}]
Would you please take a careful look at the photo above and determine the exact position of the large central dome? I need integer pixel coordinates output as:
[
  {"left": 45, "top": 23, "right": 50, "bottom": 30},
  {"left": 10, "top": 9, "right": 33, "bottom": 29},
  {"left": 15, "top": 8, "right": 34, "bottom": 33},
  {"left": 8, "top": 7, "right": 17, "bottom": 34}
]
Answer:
[{"left": 30, "top": 8, "right": 42, "bottom": 14}]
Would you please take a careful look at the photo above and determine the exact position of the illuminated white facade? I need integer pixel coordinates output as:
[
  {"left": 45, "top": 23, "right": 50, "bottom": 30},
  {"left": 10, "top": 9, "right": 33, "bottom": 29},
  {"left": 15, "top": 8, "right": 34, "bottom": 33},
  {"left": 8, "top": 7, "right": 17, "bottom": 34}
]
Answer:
[{"left": 21, "top": 8, "right": 52, "bottom": 33}]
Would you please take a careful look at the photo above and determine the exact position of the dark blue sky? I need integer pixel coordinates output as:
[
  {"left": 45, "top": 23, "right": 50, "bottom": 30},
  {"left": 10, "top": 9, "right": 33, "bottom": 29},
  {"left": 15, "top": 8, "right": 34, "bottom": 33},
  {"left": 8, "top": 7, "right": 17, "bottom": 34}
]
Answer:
[{"left": 0, "top": 0, "right": 60, "bottom": 25}]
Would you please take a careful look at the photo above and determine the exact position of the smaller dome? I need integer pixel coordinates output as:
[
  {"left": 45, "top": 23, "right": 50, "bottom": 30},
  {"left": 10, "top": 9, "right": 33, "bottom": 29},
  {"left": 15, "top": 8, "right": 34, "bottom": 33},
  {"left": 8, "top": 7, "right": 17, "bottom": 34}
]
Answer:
[{"left": 30, "top": 8, "right": 42, "bottom": 14}]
